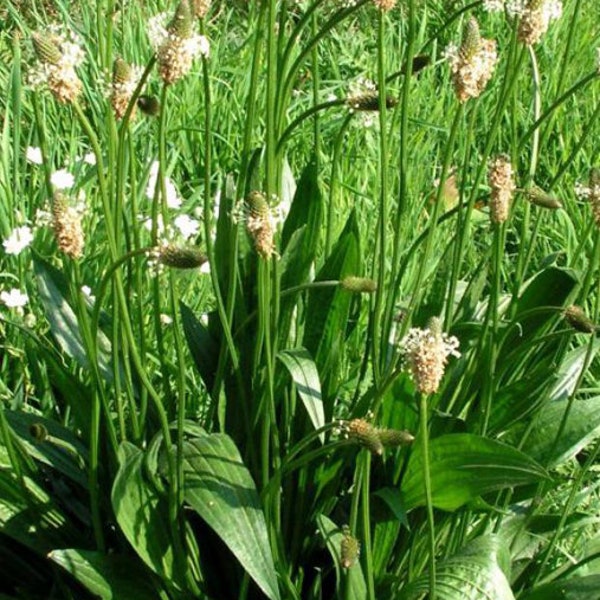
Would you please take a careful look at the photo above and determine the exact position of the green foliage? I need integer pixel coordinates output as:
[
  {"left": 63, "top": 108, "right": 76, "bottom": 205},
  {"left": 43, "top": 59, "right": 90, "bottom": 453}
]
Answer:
[{"left": 1, "top": 0, "right": 600, "bottom": 598}]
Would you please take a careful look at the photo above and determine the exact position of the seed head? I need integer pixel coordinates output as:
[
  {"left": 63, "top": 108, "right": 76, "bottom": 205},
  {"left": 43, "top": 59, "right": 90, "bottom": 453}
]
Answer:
[
  {"left": 346, "top": 93, "right": 398, "bottom": 112},
  {"left": 488, "top": 155, "right": 516, "bottom": 224},
  {"left": 518, "top": 0, "right": 563, "bottom": 46},
  {"left": 191, "top": 0, "right": 211, "bottom": 18},
  {"left": 245, "top": 191, "right": 276, "bottom": 259},
  {"left": 29, "top": 28, "right": 84, "bottom": 104},
  {"left": 372, "top": 0, "right": 396, "bottom": 12},
  {"left": 446, "top": 18, "right": 498, "bottom": 103},
  {"left": 341, "top": 418, "right": 384, "bottom": 455},
  {"left": 400, "top": 317, "right": 460, "bottom": 395},
  {"left": 51, "top": 192, "right": 84, "bottom": 259},
  {"left": 148, "top": 1, "right": 210, "bottom": 85},
  {"left": 111, "top": 57, "right": 143, "bottom": 120}
]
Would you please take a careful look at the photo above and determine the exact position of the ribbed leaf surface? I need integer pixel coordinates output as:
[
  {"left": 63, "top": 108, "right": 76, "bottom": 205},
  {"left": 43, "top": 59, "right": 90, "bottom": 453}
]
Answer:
[{"left": 182, "top": 435, "right": 280, "bottom": 600}]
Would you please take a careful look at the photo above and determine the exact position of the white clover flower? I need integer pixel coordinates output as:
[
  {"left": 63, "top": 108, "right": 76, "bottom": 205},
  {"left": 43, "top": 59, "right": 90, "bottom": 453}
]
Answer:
[
  {"left": 213, "top": 188, "right": 221, "bottom": 219},
  {"left": 482, "top": 0, "right": 505, "bottom": 11},
  {"left": 26, "top": 146, "right": 43, "bottom": 165},
  {"left": 200, "top": 261, "right": 210, "bottom": 274},
  {"left": 174, "top": 214, "right": 200, "bottom": 239},
  {"left": 34, "top": 207, "right": 53, "bottom": 227},
  {"left": 51, "top": 168, "right": 75, "bottom": 189},
  {"left": 160, "top": 313, "right": 173, "bottom": 325},
  {"left": 3, "top": 225, "right": 34, "bottom": 255},
  {"left": 81, "top": 285, "right": 95, "bottom": 301},
  {"left": 145, "top": 161, "right": 181, "bottom": 209},
  {"left": 82, "top": 152, "right": 96, "bottom": 165},
  {"left": 506, "top": 0, "right": 526, "bottom": 16},
  {"left": 164, "top": 180, "right": 181, "bottom": 209},
  {"left": 142, "top": 214, "right": 168, "bottom": 236},
  {"left": 0, "top": 288, "right": 29, "bottom": 309}
]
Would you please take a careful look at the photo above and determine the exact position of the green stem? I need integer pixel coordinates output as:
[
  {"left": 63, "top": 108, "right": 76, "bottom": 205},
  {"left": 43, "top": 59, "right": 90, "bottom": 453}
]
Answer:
[
  {"left": 372, "top": 9, "right": 390, "bottom": 385},
  {"left": 419, "top": 392, "right": 436, "bottom": 599},
  {"left": 360, "top": 451, "right": 375, "bottom": 599},
  {"left": 408, "top": 105, "right": 463, "bottom": 314}
]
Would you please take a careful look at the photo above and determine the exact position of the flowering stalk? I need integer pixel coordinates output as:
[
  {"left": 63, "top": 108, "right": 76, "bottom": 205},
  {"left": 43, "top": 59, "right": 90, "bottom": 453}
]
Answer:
[
  {"left": 30, "top": 29, "right": 84, "bottom": 104},
  {"left": 372, "top": 8, "right": 391, "bottom": 386},
  {"left": 148, "top": 0, "right": 210, "bottom": 86},
  {"left": 446, "top": 17, "right": 498, "bottom": 103},
  {"left": 419, "top": 391, "right": 437, "bottom": 600}
]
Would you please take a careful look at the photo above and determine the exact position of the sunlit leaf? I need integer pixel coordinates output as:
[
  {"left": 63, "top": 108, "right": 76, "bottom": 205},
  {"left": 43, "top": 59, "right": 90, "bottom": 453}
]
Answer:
[
  {"left": 112, "top": 443, "right": 182, "bottom": 589},
  {"left": 183, "top": 434, "right": 280, "bottom": 600},
  {"left": 401, "top": 434, "right": 548, "bottom": 511},
  {"left": 278, "top": 347, "right": 325, "bottom": 442},
  {"left": 49, "top": 549, "right": 162, "bottom": 600},
  {"left": 316, "top": 514, "right": 366, "bottom": 600},
  {"left": 399, "top": 535, "right": 514, "bottom": 600}
]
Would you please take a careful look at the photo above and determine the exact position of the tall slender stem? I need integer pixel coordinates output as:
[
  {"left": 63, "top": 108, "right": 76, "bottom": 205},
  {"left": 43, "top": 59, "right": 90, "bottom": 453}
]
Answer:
[{"left": 419, "top": 392, "right": 436, "bottom": 599}]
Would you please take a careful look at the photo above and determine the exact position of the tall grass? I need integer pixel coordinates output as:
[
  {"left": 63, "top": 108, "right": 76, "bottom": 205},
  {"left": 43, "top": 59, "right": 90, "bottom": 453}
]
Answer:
[{"left": 1, "top": 0, "right": 600, "bottom": 598}]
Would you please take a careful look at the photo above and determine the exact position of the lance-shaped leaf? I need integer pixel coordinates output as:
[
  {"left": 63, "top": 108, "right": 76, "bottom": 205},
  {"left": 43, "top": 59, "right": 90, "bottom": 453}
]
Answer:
[
  {"left": 316, "top": 514, "right": 366, "bottom": 600},
  {"left": 399, "top": 535, "right": 514, "bottom": 600},
  {"left": 34, "top": 257, "right": 113, "bottom": 382},
  {"left": 182, "top": 435, "right": 280, "bottom": 600},
  {"left": 527, "top": 395, "right": 600, "bottom": 468},
  {"left": 278, "top": 347, "right": 325, "bottom": 442},
  {"left": 401, "top": 434, "right": 548, "bottom": 511},
  {"left": 49, "top": 549, "right": 162, "bottom": 600},
  {"left": 112, "top": 443, "right": 182, "bottom": 589},
  {"left": 520, "top": 575, "right": 600, "bottom": 600}
]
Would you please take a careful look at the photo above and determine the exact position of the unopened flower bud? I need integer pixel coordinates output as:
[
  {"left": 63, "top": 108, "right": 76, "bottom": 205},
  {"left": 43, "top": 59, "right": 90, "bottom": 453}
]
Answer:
[
  {"left": 525, "top": 186, "right": 562, "bottom": 210},
  {"left": 137, "top": 95, "right": 161, "bottom": 116},
  {"left": 564, "top": 305, "right": 596, "bottom": 334},
  {"left": 168, "top": 0, "right": 193, "bottom": 38},
  {"left": 347, "top": 93, "right": 398, "bottom": 112},
  {"left": 157, "top": 244, "right": 207, "bottom": 269},
  {"left": 340, "top": 277, "right": 377, "bottom": 294},
  {"left": 32, "top": 32, "right": 62, "bottom": 65},
  {"left": 52, "top": 192, "right": 84, "bottom": 259},
  {"left": 377, "top": 428, "right": 415, "bottom": 448},
  {"left": 340, "top": 526, "right": 360, "bottom": 568}
]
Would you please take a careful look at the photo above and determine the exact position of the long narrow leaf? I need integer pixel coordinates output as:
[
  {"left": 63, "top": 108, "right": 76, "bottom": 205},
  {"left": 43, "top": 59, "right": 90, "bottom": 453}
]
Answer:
[
  {"left": 182, "top": 434, "right": 280, "bottom": 600},
  {"left": 278, "top": 347, "right": 325, "bottom": 442}
]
